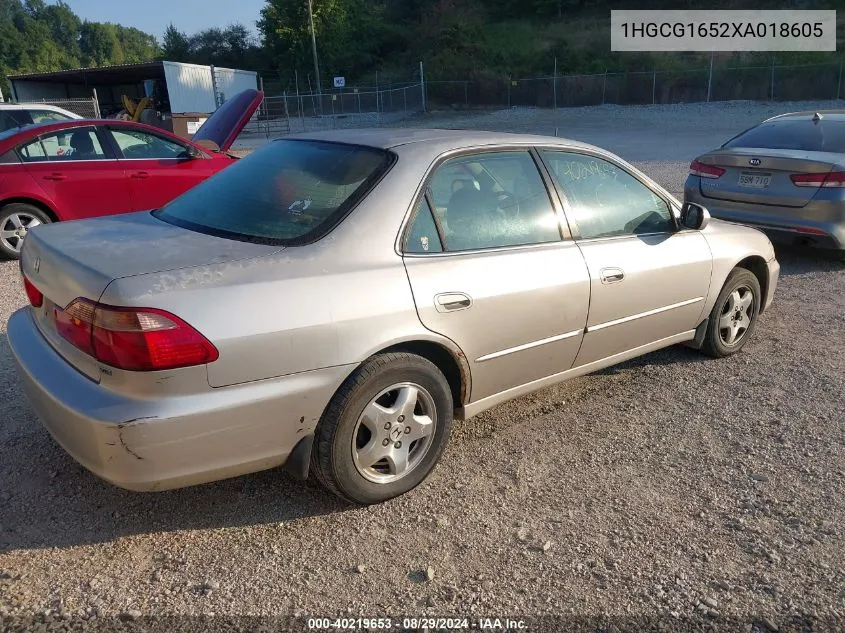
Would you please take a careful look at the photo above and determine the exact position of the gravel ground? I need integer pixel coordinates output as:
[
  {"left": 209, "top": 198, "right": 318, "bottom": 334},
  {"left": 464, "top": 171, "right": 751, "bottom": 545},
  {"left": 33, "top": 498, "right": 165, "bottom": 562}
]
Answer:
[{"left": 2, "top": 100, "right": 845, "bottom": 633}]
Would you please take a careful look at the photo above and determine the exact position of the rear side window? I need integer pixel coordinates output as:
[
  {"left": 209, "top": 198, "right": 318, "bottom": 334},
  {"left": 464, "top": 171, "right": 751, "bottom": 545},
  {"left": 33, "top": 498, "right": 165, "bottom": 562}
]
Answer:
[
  {"left": 155, "top": 140, "right": 393, "bottom": 245},
  {"left": 405, "top": 198, "right": 443, "bottom": 254},
  {"left": 18, "top": 127, "right": 107, "bottom": 162},
  {"left": 426, "top": 151, "right": 561, "bottom": 252},
  {"left": 724, "top": 119, "right": 845, "bottom": 152}
]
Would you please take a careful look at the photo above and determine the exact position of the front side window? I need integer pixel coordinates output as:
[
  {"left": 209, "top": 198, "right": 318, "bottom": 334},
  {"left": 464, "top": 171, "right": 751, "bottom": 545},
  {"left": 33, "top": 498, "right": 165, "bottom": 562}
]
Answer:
[
  {"left": 155, "top": 139, "right": 393, "bottom": 244},
  {"left": 110, "top": 128, "right": 190, "bottom": 159},
  {"left": 18, "top": 127, "right": 107, "bottom": 162},
  {"left": 541, "top": 151, "right": 674, "bottom": 240},
  {"left": 427, "top": 150, "right": 560, "bottom": 252}
]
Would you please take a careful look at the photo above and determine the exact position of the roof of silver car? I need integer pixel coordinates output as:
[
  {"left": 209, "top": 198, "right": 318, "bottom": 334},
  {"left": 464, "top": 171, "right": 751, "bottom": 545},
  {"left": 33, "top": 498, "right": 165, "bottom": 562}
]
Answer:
[
  {"left": 765, "top": 110, "right": 845, "bottom": 122},
  {"left": 284, "top": 127, "right": 594, "bottom": 151}
]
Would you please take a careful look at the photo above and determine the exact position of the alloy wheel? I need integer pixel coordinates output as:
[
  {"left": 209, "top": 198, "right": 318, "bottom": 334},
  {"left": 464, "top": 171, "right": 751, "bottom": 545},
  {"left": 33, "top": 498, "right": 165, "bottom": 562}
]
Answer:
[
  {"left": 351, "top": 382, "right": 437, "bottom": 484},
  {"left": 0, "top": 212, "right": 41, "bottom": 254},
  {"left": 718, "top": 285, "right": 755, "bottom": 347}
]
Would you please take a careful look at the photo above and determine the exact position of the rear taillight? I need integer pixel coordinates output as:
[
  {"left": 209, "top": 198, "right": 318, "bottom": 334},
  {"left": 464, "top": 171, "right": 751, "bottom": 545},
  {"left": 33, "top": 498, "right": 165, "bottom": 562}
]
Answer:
[
  {"left": 689, "top": 160, "right": 725, "bottom": 179},
  {"left": 22, "top": 276, "right": 43, "bottom": 307},
  {"left": 790, "top": 171, "right": 845, "bottom": 188},
  {"left": 54, "top": 299, "right": 218, "bottom": 371}
]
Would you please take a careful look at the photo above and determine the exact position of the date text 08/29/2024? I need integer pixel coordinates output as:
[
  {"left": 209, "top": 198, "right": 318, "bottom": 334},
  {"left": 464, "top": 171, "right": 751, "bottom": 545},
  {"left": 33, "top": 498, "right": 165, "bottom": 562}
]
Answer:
[{"left": 306, "top": 617, "right": 528, "bottom": 630}]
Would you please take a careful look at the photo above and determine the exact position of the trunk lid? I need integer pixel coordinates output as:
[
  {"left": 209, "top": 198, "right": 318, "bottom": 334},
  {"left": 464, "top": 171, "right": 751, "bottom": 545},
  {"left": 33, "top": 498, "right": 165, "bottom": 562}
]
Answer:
[
  {"left": 191, "top": 89, "right": 264, "bottom": 152},
  {"left": 20, "top": 212, "right": 282, "bottom": 380},
  {"left": 696, "top": 148, "right": 841, "bottom": 209}
]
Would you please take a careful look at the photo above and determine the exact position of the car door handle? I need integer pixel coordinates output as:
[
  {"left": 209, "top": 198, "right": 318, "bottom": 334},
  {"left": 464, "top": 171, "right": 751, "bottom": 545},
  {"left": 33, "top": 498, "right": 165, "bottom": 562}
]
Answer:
[
  {"left": 42, "top": 173, "right": 65, "bottom": 181},
  {"left": 600, "top": 267, "right": 625, "bottom": 284},
  {"left": 130, "top": 171, "right": 149, "bottom": 180},
  {"left": 435, "top": 292, "right": 472, "bottom": 312}
]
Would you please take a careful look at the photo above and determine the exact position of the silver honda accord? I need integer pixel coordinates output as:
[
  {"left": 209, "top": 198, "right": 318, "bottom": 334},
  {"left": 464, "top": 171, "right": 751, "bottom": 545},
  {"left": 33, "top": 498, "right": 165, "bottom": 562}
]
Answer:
[
  {"left": 685, "top": 110, "right": 845, "bottom": 254},
  {"left": 9, "top": 129, "right": 779, "bottom": 504}
]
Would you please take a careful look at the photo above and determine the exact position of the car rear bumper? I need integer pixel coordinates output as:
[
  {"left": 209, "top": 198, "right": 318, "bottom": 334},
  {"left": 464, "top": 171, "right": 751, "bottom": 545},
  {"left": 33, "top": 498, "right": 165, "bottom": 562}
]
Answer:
[
  {"left": 685, "top": 183, "right": 845, "bottom": 250},
  {"left": 8, "top": 307, "right": 352, "bottom": 491}
]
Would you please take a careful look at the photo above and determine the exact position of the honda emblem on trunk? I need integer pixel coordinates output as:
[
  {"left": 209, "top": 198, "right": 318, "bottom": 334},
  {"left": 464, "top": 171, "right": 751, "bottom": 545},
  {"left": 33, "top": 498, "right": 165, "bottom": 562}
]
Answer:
[
  {"left": 34, "top": 257, "right": 40, "bottom": 273},
  {"left": 749, "top": 158, "right": 761, "bottom": 166}
]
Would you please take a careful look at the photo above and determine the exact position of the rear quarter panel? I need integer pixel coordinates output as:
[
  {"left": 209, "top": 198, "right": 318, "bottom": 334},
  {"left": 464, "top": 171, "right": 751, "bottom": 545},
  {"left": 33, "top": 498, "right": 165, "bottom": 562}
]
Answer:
[
  {"left": 99, "top": 246, "right": 447, "bottom": 389},
  {"left": 0, "top": 164, "right": 58, "bottom": 217}
]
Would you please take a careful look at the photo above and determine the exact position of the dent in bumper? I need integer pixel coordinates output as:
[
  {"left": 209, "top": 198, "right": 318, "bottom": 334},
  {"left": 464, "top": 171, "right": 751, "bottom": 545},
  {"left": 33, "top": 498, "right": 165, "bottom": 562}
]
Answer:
[{"left": 7, "top": 308, "right": 352, "bottom": 491}]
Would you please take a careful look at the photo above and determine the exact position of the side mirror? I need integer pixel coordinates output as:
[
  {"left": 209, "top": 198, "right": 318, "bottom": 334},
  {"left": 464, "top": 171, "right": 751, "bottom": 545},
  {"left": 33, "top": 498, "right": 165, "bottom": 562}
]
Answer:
[
  {"left": 183, "top": 145, "right": 202, "bottom": 159},
  {"left": 680, "top": 202, "right": 710, "bottom": 230}
]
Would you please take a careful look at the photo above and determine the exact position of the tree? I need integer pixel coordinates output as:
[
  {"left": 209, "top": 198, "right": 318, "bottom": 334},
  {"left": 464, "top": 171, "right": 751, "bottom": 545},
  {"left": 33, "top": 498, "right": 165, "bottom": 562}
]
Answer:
[
  {"left": 79, "top": 22, "right": 125, "bottom": 66},
  {"left": 258, "top": 0, "right": 389, "bottom": 80},
  {"left": 115, "top": 25, "right": 159, "bottom": 62},
  {"left": 161, "top": 23, "right": 191, "bottom": 61},
  {"left": 40, "top": 1, "right": 82, "bottom": 61}
]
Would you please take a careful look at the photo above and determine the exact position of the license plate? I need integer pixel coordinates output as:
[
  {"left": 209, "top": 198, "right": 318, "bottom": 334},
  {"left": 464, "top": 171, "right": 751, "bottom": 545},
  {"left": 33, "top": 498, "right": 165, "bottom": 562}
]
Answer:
[{"left": 738, "top": 172, "right": 771, "bottom": 188}]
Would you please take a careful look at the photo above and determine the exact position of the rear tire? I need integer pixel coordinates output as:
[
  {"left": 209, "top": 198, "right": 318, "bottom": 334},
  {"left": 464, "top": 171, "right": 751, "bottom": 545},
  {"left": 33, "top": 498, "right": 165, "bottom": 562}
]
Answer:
[
  {"left": 701, "top": 268, "right": 761, "bottom": 358},
  {"left": 311, "top": 352, "right": 454, "bottom": 505},
  {"left": 0, "top": 203, "right": 51, "bottom": 260}
]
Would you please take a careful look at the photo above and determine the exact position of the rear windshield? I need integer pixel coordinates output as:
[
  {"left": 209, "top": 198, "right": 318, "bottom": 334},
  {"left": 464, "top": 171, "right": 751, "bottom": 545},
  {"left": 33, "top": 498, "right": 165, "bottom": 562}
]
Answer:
[
  {"left": 0, "top": 109, "right": 34, "bottom": 134},
  {"left": 723, "top": 119, "right": 845, "bottom": 152},
  {"left": 154, "top": 139, "right": 394, "bottom": 245}
]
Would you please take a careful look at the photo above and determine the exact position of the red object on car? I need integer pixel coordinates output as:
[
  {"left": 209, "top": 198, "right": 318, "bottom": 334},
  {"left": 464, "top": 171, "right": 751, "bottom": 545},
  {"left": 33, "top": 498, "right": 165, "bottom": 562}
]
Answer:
[{"left": 0, "top": 89, "right": 263, "bottom": 259}]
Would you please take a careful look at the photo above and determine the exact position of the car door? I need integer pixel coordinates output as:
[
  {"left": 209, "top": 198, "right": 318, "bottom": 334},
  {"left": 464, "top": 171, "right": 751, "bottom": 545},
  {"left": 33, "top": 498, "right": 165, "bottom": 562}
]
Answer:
[
  {"left": 539, "top": 149, "right": 713, "bottom": 367},
  {"left": 105, "top": 125, "right": 217, "bottom": 211},
  {"left": 401, "top": 149, "right": 591, "bottom": 403},
  {"left": 18, "top": 125, "right": 132, "bottom": 219}
]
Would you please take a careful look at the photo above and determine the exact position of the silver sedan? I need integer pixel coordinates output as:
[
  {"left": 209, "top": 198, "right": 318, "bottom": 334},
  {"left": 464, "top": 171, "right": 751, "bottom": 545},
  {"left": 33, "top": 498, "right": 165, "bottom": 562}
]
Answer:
[
  {"left": 685, "top": 110, "right": 845, "bottom": 255},
  {"left": 9, "top": 129, "right": 780, "bottom": 504}
]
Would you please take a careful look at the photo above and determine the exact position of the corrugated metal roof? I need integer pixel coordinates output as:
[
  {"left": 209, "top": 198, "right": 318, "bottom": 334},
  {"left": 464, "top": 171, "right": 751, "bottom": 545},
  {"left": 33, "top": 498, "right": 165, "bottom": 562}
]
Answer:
[{"left": 9, "top": 61, "right": 164, "bottom": 81}]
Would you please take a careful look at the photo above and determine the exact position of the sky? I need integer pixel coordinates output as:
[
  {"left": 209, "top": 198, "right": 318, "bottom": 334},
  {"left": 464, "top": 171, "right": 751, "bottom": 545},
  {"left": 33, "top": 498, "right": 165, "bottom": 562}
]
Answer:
[{"left": 57, "top": 0, "right": 266, "bottom": 39}]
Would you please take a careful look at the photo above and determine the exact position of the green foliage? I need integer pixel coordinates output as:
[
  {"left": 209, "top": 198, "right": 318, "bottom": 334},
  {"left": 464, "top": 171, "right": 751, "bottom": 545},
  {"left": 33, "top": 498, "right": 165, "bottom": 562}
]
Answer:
[
  {"left": 256, "top": 0, "right": 844, "bottom": 88},
  {"left": 160, "top": 23, "right": 266, "bottom": 71},
  {"left": 0, "top": 0, "right": 161, "bottom": 96},
  {"left": 1, "top": 0, "right": 843, "bottom": 100}
]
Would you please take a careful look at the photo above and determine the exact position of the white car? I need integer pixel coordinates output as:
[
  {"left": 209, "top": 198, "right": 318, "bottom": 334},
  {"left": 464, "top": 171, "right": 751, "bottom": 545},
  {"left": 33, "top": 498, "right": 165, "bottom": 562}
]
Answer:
[{"left": 0, "top": 103, "right": 82, "bottom": 133}]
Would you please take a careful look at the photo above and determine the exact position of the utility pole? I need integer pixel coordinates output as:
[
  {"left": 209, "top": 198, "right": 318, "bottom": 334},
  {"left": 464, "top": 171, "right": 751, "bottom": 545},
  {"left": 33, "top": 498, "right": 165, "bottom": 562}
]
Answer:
[{"left": 307, "top": 0, "right": 322, "bottom": 95}]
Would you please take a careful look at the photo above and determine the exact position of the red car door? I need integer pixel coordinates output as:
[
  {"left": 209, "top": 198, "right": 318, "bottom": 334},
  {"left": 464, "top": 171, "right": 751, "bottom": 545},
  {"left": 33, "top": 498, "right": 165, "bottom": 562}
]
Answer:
[
  {"left": 105, "top": 125, "right": 222, "bottom": 211},
  {"left": 19, "top": 126, "right": 132, "bottom": 220}
]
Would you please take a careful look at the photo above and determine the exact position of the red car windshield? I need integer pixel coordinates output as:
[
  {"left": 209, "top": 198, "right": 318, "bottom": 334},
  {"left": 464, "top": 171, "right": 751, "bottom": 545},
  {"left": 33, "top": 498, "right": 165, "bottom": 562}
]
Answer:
[{"left": 154, "top": 140, "right": 394, "bottom": 245}]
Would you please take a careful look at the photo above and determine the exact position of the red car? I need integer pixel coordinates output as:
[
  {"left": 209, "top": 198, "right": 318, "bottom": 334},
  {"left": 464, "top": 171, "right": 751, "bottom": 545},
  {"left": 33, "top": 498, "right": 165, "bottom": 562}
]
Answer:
[{"left": 0, "top": 89, "right": 263, "bottom": 259}]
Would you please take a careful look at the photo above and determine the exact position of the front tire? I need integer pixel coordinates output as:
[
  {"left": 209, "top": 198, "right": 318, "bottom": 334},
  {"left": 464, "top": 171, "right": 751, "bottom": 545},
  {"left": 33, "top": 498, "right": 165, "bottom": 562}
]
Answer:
[
  {"left": 701, "top": 268, "right": 761, "bottom": 358},
  {"left": 0, "top": 203, "right": 51, "bottom": 260},
  {"left": 311, "top": 352, "right": 454, "bottom": 505}
]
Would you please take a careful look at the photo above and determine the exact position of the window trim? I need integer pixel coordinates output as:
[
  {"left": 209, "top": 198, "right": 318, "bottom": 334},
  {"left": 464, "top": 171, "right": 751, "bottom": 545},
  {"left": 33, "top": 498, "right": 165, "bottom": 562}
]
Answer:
[
  {"left": 105, "top": 124, "right": 201, "bottom": 161},
  {"left": 397, "top": 145, "right": 569, "bottom": 257},
  {"left": 534, "top": 145, "right": 681, "bottom": 242},
  {"left": 15, "top": 125, "right": 117, "bottom": 164}
]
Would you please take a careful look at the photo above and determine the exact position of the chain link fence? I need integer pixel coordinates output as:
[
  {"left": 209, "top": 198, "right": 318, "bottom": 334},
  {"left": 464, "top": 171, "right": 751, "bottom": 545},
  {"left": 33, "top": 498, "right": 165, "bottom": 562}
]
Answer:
[
  {"left": 24, "top": 97, "right": 101, "bottom": 118},
  {"left": 243, "top": 83, "right": 425, "bottom": 138},
  {"left": 425, "top": 62, "right": 845, "bottom": 110}
]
